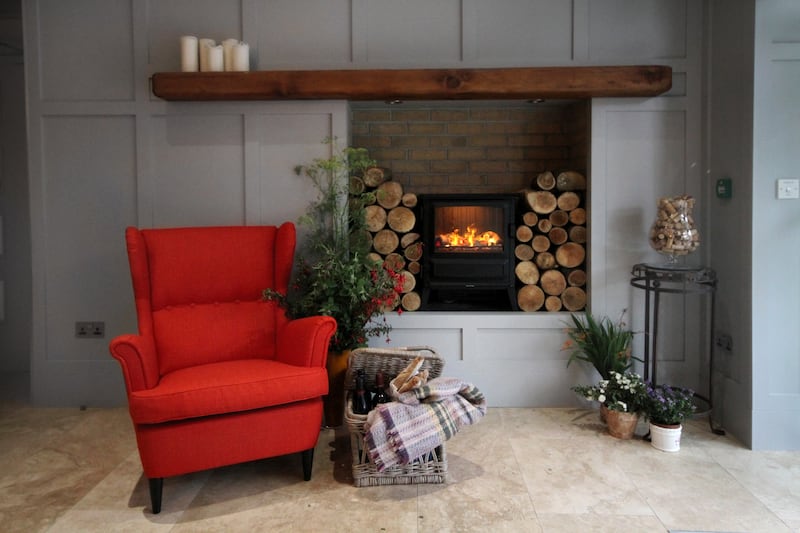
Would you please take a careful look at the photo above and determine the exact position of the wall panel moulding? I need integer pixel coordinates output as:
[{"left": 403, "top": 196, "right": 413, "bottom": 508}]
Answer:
[{"left": 150, "top": 65, "right": 672, "bottom": 101}]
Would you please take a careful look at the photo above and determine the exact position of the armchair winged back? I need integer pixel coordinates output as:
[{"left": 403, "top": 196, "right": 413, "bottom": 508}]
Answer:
[{"left": 110, "top": 224, "right": 336, "bottom": 514}]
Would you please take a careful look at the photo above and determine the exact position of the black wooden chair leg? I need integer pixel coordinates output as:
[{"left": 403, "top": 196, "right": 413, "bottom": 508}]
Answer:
[
  {"left": 149, "top": 477, "right": 163, "bottom": 514},
  {"left": 301, "top": 448, "right": 314, "bottom": 481}
]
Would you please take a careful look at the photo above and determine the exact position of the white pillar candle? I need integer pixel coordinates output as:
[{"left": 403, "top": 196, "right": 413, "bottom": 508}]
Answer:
[
  {"left": 198, "top": 38, "right": 215, "bottom": 72},
  {"left": 180, "top": 35, "right": 198, "bottom": 72},
  {"left": 207, "top": 44, "right": 224, "bottom": 72},
  {"left": 232, "top": 42, "right": 250, "bottom": 72},
  {"left": 221, "top": 38, "right": 239, "bottom": 71}
]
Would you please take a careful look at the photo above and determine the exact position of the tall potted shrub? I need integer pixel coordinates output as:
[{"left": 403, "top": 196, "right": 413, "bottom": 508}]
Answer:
[
  {"left": 265, "top": 138, "right": 402, "bottom": 426},
  {"left": 563, "top": 310, "right": 638, "bottom": 380}
]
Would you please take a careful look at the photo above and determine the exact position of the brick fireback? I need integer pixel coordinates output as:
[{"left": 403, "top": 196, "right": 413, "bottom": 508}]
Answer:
[{"left": 350, "top": 100, "right": 589, "bottom": 195}]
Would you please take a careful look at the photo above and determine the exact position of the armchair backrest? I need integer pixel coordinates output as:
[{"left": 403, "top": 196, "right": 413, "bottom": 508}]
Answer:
[{"left": 125, "top": 224, "right": 296, "bottom": 376}]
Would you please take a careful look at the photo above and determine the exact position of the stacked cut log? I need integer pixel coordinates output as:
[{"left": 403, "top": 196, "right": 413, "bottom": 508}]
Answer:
[
  {"left": 515, "top": 170, "right": 588, "bottom": 312},
  {"left": 351, "top": 166, "right": 421, "bottom": 311}
]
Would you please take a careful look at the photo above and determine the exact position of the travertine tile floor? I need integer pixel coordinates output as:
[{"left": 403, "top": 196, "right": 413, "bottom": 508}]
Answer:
[{"left": 1, "top": 396, "right": 799, "bottom": 532}]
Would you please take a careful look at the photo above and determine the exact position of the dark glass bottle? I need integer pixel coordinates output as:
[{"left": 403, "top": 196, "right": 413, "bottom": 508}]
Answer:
[
  {"left": 362, "top": 369, "right": 375, "bottom": 408},
  {"left": 352, "top": 371, "right": 370, "bottom": 415},
  {"left": 372, "top": 372, "right": 390, "bottom": 406}
]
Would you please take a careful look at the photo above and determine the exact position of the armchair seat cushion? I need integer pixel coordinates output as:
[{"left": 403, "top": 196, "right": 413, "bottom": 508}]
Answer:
[{"left": 129, "top": 359, "right": 328, "bottom": 425}]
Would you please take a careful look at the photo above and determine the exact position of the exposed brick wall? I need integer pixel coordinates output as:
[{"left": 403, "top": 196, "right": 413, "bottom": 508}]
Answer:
[{"left": 351, "top": 101, "right": 589, "bottom": 195}]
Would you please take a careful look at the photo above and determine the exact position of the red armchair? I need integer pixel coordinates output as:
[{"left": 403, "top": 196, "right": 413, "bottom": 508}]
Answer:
[{"left": 109, "top": 223, "right": 336, "bottom": 514}]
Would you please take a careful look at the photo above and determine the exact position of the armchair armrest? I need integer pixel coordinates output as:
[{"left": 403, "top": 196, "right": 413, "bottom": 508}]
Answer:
[
  {"left": 276, "top": 316, "right": 337, "bottom": 368},
  {"left": 109, "top": 334, "right": 160, "bottom": 393}
]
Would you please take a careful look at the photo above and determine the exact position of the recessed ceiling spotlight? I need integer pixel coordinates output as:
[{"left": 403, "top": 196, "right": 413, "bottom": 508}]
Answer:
[
  {"left": 385, "top": 99, "right": 404, "bottom": 105},
  {"left": 528, "top": 98, "right": 546, "bottom": 104}
]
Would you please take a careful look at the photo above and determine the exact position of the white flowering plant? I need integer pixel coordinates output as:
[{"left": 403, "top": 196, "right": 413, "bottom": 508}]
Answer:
[{"left": 572, "top": 371, "right": 647, "bottom": 413}]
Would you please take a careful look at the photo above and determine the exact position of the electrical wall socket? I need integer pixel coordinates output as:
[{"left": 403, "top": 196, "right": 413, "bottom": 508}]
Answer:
[
  {"left": 777, "top": 178, "right": 800, "bottom": 199},
  {"left": 75, "top": 321, "right": 105, "bottom": 338},
  {"left": 715, "top": 332, "right": 733, "bottom": 351}
]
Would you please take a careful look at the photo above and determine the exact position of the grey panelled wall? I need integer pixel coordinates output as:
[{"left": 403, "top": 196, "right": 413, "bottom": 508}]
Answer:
[
  {"left": 750, "top": 0, "right": 800, "bottom": 449},
  {"left": 706, "top": 0, "right": 800, "bottom": 450},
  {"left": 704, "top": 0, "right": 800, "bottom": 450},
  {"left": 376, "top": 1, "right": 707, "bottom": 410},
  {"left": 707, "top": 0, "right": 757, "bottom": 449},
  {"left": 23, "top": 0, "right": 701, "bottom": 408},
  {"left": 23, "top": 0, "right": 349, "bottom": 406},
  {"left": 0, "top": 53, "right": 29, "bottom": 376},
  {"left": 21, "top": 0, "right": 800, "bottom": 451}
]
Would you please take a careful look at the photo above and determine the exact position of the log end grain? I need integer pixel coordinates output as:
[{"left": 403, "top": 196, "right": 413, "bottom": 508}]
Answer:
[
  {"left": 364, "top": 166, "right": 390, "bottom": 188},
  {"left": 515, "top": 243, "right": 535, "bottom": 261},
  {"left": 562, "top": 286, "right": 587, "bottom": 311},
  {"left": 401, "top": 192, "right": 418, "bottom": 208},
  {"left": 525, "top": 190, "right": 557, "bottom": 214},
  {"left": 387, "top": 206, "right": 416, "bottom": 233},
  {"left": 515, "top": 260, "right": 540, "bottom": 285},
  {"left": 557, "top": 191, "right": 581, "bottom": 211},
  {"left": 518, "top": 285, "right": 545, "bottom": 312},
  {"left": 556, "top": 171, "right": 587, "bottom": 191},
  {"left": 516, "top": 225, "right": 534, "bottom": 242},
  {"left": 376, "top": 181, "right": 404, "bottom": 209},
  {"left": 401, "top": 291, "right": 421, "bottom": 311},
  {"left": 555, "top": 242, "right": 586, "bottom": 268},
  {"left": 522, "top": 211, "right": 539, "bottom": 226},
  {"left": 535, "top": 170, "right": 556, "bottom": 190},
  {"left": 545, "top": 295, "right": 563, "bottom": 312},
  {"left": 567, "top": 269, "right": 587, "bottom": 287},
  {"left": 540, "top": 269, "right": 567, "bottom": 296}
]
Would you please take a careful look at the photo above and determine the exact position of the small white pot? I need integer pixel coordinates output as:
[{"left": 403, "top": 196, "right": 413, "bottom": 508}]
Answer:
[{"left": 649, "top": 422, "right": 682, "bottom": 452}]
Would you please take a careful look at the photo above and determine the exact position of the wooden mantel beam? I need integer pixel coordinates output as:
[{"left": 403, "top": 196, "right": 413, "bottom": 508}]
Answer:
[{"left": 151, "top": 65, "right": 671, "bottom": 101}]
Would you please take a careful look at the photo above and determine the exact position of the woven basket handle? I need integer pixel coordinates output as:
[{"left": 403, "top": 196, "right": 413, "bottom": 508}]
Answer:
[{"left": 396, "top": 345, "right": 437, "bottom": 355}]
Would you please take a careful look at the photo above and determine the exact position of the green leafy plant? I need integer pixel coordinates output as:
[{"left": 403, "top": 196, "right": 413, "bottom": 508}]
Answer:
[
  {"left": 264, "top": 138, "right": 402, "bottom": 353},
  {"left": 572, "top": 371, "right": 647, "bottom": 413},
  {"left": 644, "top": 383, "right": 696, "bottom": 426},
  {"left": 292, "top": 138, "right": 375, "bottom": 256},
  {"left": 562, "top": 310, "right": 639, "bottom": 380}
]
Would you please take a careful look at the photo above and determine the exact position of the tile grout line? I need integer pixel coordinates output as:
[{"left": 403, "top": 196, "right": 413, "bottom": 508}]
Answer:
[
  {"left": 709, "top": 449, "right": 796, "bottom": 532},
  {"left": 500, "top": 409, "right": 543, "bottom": 527}
]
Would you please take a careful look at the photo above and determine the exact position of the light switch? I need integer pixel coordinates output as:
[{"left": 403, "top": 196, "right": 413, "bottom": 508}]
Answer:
[
  {"left": 716, "top": 178, "right": 732, "bottom": 199},
  {"left": 777, "top": 178, "right": 800, "bottom": 199}
]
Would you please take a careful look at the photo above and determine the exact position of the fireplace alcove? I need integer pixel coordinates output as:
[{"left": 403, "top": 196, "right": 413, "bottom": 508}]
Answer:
[
  {"left": 351, "top": 98, "right": 590, "bottom": 312},
  {"left": 151, "top": 66, "right": 671, "bottom": 314}
]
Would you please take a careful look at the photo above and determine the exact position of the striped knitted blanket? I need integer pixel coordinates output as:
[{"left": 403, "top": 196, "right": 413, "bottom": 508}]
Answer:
[{"left": 363, "top": 377, "right": 487, "bottom": 472}]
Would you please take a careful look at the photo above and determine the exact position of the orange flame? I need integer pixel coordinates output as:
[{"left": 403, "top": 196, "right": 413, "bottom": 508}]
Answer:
[{"left": 437, "top": 224, "right": 502, "bottom": 248}]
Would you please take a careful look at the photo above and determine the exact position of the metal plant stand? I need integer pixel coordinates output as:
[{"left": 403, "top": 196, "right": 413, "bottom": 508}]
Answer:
[{"left": 630, "top": 263, "right": 725, "bottom": 435}]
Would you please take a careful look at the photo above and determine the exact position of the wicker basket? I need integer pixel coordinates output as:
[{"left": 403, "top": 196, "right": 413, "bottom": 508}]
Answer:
[{"left": 344, "top": 346, "right": 448, "bottom": 487}]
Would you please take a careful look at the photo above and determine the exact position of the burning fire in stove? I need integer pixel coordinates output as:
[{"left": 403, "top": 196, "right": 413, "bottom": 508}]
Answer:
[{"left": 436, "top": 224, "right": 502, "bottom": 251}]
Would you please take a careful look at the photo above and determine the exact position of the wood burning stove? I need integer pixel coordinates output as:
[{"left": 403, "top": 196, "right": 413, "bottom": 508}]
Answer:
[{"left": 420, "top": 194, "right": 518, "bottom": 310}]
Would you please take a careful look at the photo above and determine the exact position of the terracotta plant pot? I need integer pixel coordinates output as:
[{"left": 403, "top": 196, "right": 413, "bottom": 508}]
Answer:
[
  {"left": 323, "top": 350, "right": 351, "bottom": 427},
  {"left": 604, "top": 408, "right": 639, "bottom": 439}
]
